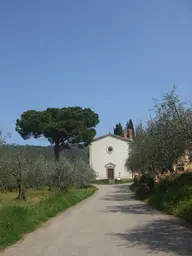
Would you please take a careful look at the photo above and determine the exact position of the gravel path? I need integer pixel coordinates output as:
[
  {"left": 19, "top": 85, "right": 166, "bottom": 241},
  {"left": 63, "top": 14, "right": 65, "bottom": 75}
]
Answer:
[{"left": 1, "top": 184, "right": 192, "bottom": 256}]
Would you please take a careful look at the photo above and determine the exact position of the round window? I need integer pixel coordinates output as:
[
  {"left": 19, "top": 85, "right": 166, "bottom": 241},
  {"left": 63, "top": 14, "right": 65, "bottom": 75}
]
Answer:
[{"left": 107, "top": 146, "right": 114, "bottom": 154}]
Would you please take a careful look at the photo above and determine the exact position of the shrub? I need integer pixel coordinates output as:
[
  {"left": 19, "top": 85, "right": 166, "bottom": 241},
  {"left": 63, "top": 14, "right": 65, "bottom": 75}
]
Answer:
[
  {"left": 72, "top": 158, "right": 95, "bottom": 188},
  {"left": 135, "top": 186, "right": 151, "bottom": 201},
  {"left": 48, "top": 157, "right": 74, "bottom": 192},
  {"left": 148, "top": 173, "right": 192, "bottom": 223},
  {"left": 137, "top": 173, "right": 155, "bottom": 190}
]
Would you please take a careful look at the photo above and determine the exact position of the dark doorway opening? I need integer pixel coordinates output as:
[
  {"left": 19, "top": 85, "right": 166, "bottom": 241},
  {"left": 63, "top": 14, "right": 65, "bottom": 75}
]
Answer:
[{"left": 107, "top": 168, "right": 114, "bottom": 179}]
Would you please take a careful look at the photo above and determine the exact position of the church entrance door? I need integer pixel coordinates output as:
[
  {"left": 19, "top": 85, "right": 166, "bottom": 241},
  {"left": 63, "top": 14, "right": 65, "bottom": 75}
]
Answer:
[{"left": 107, "top": 168, "right": 114, "bottom": 179}]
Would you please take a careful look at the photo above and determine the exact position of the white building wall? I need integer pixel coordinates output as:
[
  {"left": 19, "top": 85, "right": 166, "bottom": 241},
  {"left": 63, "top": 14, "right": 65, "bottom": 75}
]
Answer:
[{"left": 89, "top": 135, "right": 132, "bottom": 179}]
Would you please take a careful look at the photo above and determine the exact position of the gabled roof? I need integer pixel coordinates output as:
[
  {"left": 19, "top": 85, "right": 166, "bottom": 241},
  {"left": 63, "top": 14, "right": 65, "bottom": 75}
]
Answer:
[{"left": 92, "top": 133, "right": 130, "bottom": 143}]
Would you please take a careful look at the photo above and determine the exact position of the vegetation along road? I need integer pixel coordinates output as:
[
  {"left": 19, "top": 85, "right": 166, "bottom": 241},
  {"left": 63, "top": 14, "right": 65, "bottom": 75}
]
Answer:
[{"left": 1, "top": 184, "right": 192, "bottom": 256}]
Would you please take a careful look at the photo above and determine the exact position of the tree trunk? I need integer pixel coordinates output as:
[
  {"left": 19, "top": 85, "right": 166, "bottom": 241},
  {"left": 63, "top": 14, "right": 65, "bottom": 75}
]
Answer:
[
  {"left": 54, "top": 143, "right": 60, "bottom": 162},
  {"left": 167, "top": 162, "right": 174, "bottom": 173},
  {"left": 15, "top": 179, "right": 26, "bottom": 200},
  {"left": 131, "top": 170, "right": 134, "bottom": 179}
]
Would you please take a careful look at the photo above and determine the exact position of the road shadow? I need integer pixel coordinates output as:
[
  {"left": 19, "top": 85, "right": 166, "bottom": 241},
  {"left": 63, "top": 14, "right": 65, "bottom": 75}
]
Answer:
[
  {"left": 107, "top": 218, "right": 192, "bottom": 255},
  {"left": 103, "top": 184, "right": 192, "bottom": 255},
  {"left": 101, "top": 184, "right": 136, "bottom": 202},
  {"left": 102, "top": 192, "right": 135, "bottom": 201},
  {"left": 112, "top": 184, "right": 131, "bottom": 193},
  {"left": 105, "top": 203, "right": 157, "bottom": 215},
  {"left": 101, "top": 184, "right": 156, "bottom": 214}
]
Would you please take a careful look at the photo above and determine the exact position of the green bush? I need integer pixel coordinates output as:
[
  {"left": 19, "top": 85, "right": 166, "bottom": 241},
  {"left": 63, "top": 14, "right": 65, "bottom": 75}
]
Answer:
[
  {"left": 135, "top": 185, "right": 151, "bottom": 201},
  {"left": 148, "top": 173, "right": 192, "bottom": 223},
  {"left": 0, "top": 188, "right": 95, "bottom": 248},
  {"left": 140, "top": 173, "right": 154, "bottom": 188}
]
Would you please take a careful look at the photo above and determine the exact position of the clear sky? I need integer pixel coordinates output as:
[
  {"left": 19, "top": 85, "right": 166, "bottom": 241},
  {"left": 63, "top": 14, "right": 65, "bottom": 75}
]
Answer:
[{"left": 0, "top": 0, "right": 192, "bottom": 145}]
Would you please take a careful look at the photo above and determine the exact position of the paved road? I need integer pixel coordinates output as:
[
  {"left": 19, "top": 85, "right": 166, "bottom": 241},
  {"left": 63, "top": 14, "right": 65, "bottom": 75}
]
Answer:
[{"left": 1, "top": 184, "right": 192, "bottom": 256}]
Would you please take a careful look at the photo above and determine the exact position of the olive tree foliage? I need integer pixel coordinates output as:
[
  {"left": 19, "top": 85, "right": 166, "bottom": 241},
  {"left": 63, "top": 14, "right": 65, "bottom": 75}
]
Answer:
[
  {"left": 0, "top": 131, "right": 15, "bottom": 192},
  {"left": 47, "top": 157, "right": 74, "bottom": 192},
  {"left": 0, "top": 128, "right": 95, "bottom": 199},
  {"left": 126, "top": 122, "right": 151, "bottom": 174},
  {"left": 0, "top": 160, "right": 15, "bottom": 192},
  {"left": 0, "top": 147, "right": 52, "bottom": 199},
  {"left": 72, "top": 158, "right": 95, "bottom": 188},
  {"left": 26, "top": 156, "right": 54, "bottom": 189},
  {"left": 0, "top": 131, "right": 11, "bottom": 146},
  {"left": 47, "top": 157, "right": 95, "bottom": 191},
  {"left": 16, "top": 107, "right": 99, "bottom": 161},
  {"left": 0, "top": 144, "right": 94, "bottom": 198},
  {"left": 0, "top": 131, "right": 5, "bottom": 145},
  {"left": 126, "top": 87, "right": 192, "bottom": 175}
]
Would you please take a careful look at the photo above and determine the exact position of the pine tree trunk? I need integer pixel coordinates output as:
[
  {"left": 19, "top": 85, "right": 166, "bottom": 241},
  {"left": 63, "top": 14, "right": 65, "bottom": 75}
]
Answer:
[{"left": 54, "top": 143, "right": 60, "bottom": 162}]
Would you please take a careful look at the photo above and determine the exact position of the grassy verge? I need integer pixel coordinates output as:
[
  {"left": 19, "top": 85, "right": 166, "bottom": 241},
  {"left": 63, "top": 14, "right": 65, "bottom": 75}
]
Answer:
[
  {"left": 0, "top": 187, "right": 96, "bottom": 248},
  {"left": 91, "top": 179, "right": 133, "bottom": 185},
  {"left": 0, "top": 188, "right": 54, "bottom": 209},
  {"left": 130, "top": 172, "right": 192, "bottom": 224}
]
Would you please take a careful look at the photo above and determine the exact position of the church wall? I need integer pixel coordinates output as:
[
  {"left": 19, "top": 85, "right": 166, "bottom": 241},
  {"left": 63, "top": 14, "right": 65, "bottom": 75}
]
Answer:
[{"left": 89, "top": 135, "right": 132, "bottom": 180}]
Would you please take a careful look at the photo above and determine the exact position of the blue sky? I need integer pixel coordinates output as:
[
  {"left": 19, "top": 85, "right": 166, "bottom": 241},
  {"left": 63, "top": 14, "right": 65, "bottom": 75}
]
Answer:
[{"left": 0, "top": 0, "right": 192, "bottom": 145}]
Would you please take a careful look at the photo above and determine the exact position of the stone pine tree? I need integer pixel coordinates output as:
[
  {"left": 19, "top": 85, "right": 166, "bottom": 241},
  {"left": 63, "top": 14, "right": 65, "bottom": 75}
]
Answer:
[
  {"left": 16, "top": 107, "right": 99, "bottom": 161},
  {"left": 113, "top": 123, "right": 123, "bottom": 136}
]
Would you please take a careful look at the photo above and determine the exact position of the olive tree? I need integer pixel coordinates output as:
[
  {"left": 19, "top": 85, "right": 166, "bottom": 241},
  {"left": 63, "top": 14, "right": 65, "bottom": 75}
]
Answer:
[
  {"left": 72, "top": 157, "right": 95, "bottom": 188},
  {"left": 126, "top": 86, "right": 192, "bottom": 175}
]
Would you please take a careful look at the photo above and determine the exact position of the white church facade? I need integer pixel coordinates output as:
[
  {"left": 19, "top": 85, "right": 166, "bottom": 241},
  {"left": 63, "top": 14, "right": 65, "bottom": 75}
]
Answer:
[{"left": 89, "top": 133, "right": 132, "bottom": 180}]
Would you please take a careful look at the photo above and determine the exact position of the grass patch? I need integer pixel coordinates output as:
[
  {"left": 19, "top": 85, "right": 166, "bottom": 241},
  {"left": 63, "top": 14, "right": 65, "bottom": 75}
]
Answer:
[
  {"left": 130, "top": 172, "right": 192, "bottom": 224},
  {"left": 91, "top": 179, "right": 133, "bottom": 185},
  {"left": 0, "top": 189, "right": 54, "bottom": 209},
  {"left": 91, "top": 179, "right": 110, "bottom": 185},
  {"left": 119, "top": 179, "right": 133, "bottom": 184},
  {"left": 0, "top": 187, "right": 96, "bottom": 248}
]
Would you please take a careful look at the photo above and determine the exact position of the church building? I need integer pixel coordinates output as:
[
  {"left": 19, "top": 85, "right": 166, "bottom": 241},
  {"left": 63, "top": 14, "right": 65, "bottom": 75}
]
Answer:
[{"left": 89, "top": 129, "right": 133, "bottom": 180}]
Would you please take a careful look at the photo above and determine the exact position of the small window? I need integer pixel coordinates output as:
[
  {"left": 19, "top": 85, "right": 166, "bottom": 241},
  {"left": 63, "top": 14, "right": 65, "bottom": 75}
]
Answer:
[{"left": 107, "top": 146, "right": 114, "bottom": 154}]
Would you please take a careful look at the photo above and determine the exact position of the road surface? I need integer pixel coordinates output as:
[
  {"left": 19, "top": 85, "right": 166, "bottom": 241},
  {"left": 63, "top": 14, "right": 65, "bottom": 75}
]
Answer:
[{"left": 1, "top": 184, "right": 192, "bottom": 256}]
